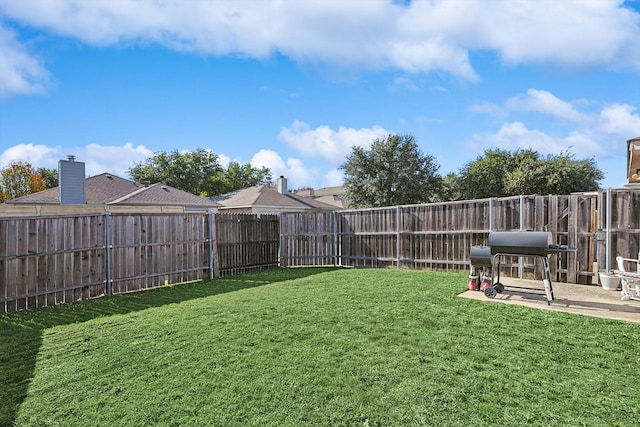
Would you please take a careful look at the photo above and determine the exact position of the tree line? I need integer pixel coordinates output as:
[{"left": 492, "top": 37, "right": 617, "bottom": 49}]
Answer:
[
  {"left": 341, "top": 134, "right": 603, "bottom": 208},
  {"left": 0, "top": 149, "right": 270, "bottom": 202},
  {"left": 1, "top": 136, "right": 604, "bottom": 206}
]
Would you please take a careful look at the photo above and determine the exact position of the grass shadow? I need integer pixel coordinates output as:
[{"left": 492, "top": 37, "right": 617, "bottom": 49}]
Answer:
[{"left": 0, "top": 266, "right": 339, "bottom": 426}]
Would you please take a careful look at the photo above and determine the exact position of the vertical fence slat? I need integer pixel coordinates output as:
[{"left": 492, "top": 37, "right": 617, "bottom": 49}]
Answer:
[
  {"left": 3, "top": 189, "right": 640, "bottom": 313},
  {"left": 0, "top": 211, "right": 279, "bottom": 313}
]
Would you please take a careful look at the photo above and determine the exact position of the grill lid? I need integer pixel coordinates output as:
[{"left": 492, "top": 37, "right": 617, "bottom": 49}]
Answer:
[
  {"left": 488, "top": 231, "right": 553, "bottom": 256},
  {"left": 470, "top": 245, "right": 492, "bottom": 267}
]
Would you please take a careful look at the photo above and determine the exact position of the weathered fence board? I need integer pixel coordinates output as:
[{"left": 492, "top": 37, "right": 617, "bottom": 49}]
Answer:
[
  {"left": 0, "top": 214, "right": 106, "bottom": 312},
  {"left": 280, "top": 212, "right": 336, "bottom": 267},
  {"left": 339, "top": 208, "right": 398, "bottom": 268},
  {"left": 3, "top": 189, "right": 639, "bottom": 313},
  {"left": 215, "top": 214, "right": 279, "bottom": 276},
  {"left": 281, "top": 192, "right": 623, "bottom": 284},
  {"left": 597, "top": 189, "right": 640, "bottom": 273},
  {"left": 0, "top": 212, "right": 280, "bottom": 313}
]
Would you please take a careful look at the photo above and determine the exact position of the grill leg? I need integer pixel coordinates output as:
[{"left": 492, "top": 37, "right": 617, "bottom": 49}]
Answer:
[
  {"left": 492, "top": 255, "right": 502, "bottom": 286},
  {"left": 542, "top": 256, "right": 554, "bottom": 305}
]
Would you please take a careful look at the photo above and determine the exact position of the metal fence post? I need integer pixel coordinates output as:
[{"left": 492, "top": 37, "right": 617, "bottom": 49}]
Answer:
[
  {"left": 519, "top": 195, "right": 525, "bottom": 279},
  {"left": 396, "top": 205, "right": 401, "bottom": 269},
  {"left": 207, "top": 211, "right": 214, "bottom": 280},
  {"left": 605, "top": 187, "right": 612, "bottom": 272},
  {"left": 278, "top": 213, "right": 283, "bottom": 267},
  {"left": 104, "top": 212, "right": 112, "bottom": 297},
  {"left": 332, "top": 211, "right": 338, "bottom": 266}
]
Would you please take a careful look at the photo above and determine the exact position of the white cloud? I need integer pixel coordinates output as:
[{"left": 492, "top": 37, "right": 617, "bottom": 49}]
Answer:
[
  {"left": 386, "top": 38, "right": 479, "bottom": 81},
  {"left": 250, "top": 149, "right": 286, "bottom": 173},
  {"left": 278, "top": 120, "right": 389, "bottom": 164},
  {"left": 471, "top": 89, "right": 640, "bottom": 157},
  {"left": 0, "top": 23, "right": 49, "bottom": 98},
  {"left": 0, "top": 143, "right": 59, "bottom": 168},
  {"left": 323, "top": 169, "right": 344, "bottom": 187},
  {"left": 78, "top": 142, "right": 152, "bottom": 176},
  {"left": 470, "top": 121, "right": 603, "bottom": 157},
  {"left": 250, "top": 148, "right": 320, "bottom": 189},
  {"left": 506, "top": 89, "right": 588, "bottom": 123},
  {"left": 598, "top": 104, "right": 640, "bottom": 138},
  {"left": 0, "top": 142, "right": 152, "bottom": 177},
  {"left": 218, "top": 154, "right": 231, "bottom": 168},
  {"left": 283, "top": 158, "right": 319, "bottom": 189},
  {"left": 470, "top": 0, "right": 640, "bottom": 67},
  {"left": 2, "top": 0, "right": 639, "bottom": 96}
]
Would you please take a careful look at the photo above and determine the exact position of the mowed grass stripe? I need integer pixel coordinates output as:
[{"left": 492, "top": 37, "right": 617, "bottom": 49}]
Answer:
[{"left": 3, "top": 268, "right": 639, "bottom": 426}]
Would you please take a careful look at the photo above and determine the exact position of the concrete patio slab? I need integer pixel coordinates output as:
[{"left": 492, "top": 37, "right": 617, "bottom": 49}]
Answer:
[{"left": 459, "top": 277, "right": 640, "bottom": 323}]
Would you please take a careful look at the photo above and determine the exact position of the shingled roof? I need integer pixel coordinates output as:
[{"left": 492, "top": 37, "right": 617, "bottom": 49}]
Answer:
[
  {"left": 8, "top": 173, "right": 220, "bottom": 208},
  {"left": 294, "top": 185, "right": 346, "bottom": 209},
  {"left": 211, "top": 184, "right": 339, "bottom": 212}
]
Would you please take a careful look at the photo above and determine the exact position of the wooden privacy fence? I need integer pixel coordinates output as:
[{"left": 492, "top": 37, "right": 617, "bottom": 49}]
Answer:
[
  {"left": 3, "top": 189, "right": 638, "bottom": 313},
  {"left": 282, "top": 190, "right": 640, "bottom": 285},
  {"left": 0, "top": 212, "right": 279, "bottom": 313},
  {"left": 597, "top": 188, "right": 640, "bottom": 271}
]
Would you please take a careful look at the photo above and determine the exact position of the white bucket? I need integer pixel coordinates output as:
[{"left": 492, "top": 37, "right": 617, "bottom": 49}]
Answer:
[{"left": 598, "top": 272, "right": 621, "bottom": 291}]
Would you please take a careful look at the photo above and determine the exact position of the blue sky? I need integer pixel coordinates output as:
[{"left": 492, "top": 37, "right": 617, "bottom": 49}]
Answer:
[{"left": 1, "top": 0, "right": 640, "bottom": 191}]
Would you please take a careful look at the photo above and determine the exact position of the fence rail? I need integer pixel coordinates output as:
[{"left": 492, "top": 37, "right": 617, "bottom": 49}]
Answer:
[
  {"left": 281, "top": 189, "right": 638, "bottom": 284},
  {"left": 2, "top": 188, "right": 639, "bottom": 313},
  {"left": 0, "top": 212, "right": 279, "bottom": 313}
]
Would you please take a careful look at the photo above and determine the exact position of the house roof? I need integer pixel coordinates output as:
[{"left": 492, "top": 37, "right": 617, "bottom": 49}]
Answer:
[
  {"left": 211, "top": 184, "right": 339, "bottom": 211},
  {"left": 313, "top": 195, "right": 345, "bottom": 208},
  {"left": 8, "top": 173, "right": 220, "bottom": 208},
  {"left": 293, "top": 185, "right": 346, "bottom": 209},
  {"left": 312, "top": 186, "right": 344, "bottom": 197}
]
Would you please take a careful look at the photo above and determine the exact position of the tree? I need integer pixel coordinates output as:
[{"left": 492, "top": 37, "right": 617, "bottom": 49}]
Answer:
[
  {"left": 128, "top": 148, "right": 272, "bottom": 197},
  {"left": 436, "top": 172, "right": 464, "bottom": 202},
  {"left": 457, "top": 149, "right": 515, "bottom": 199},
  {"left": 0, "top": 161, "right": 47, "bottom": 202},
  {"left": 128, "top": 148, "right": 224, "bottom": 196},
  {"left": 457, "top": 149, "right": 604, "bottom": 199},
  {"left": 340, "top": 134, "right": 442, "bottom": 208},
  {"left": 36, "top": 167, "right": 59, "bottom": 189},
  {"left": 542, "top": 153, "right": 603, "bottom": 194},
  {"left": 503, "top": 149, "right": 548, "bottom": 196},
  {"left": 220, "top": 162, "right": 271, "bottom": 194}
]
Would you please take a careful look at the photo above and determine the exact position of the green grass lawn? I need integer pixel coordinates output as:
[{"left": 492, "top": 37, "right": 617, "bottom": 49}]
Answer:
[{"left": 2, "top": 267, "right": 639, "bottom": 426}]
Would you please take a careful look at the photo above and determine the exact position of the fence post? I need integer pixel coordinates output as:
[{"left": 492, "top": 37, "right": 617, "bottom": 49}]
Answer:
[
  {"left": 489, "top": 198, "right": 494, "bottom": 231},
  {"left": 519, "top": 195, "right": 524, "bottom": 279},
  {"left": 278, "top": 213, "right": 283, "bottom": 267},
  {"left": 332, "top": 211, "right": 338, "bottom": 266},
  {"left": 104, "top": 212, "right": 112, "bottom": 297},
  {"left": 208, "top": 211, "right": 220, "bottom": 278},
  {"left": 207, "top": 211, "right": 214, "bottom": 279},
  {"left": 396, "top": 205, "right": 401, "bottom": 269},
  {"left": 605, "top": 187, "right": 612, "bottom": 272}
]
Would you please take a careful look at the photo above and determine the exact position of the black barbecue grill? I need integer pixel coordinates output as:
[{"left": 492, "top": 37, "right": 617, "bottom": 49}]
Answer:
[{"left": 470, "top": 231, "right": 575, "bottom": 304}]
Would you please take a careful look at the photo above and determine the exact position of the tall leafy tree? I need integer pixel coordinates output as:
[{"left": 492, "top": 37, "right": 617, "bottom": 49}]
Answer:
[
  {"left": 129, "top": 148, "right": 225, "bottom": 196},
  {"left": 457, "top": 149, "right": 515, "bottom": 199},
  {"left": 128, "top": 148, "right": 271, "bottom": 197},
  {"left": 36, "top": 167, "right": 59, "bottom": 189},
  {"left": 457, "top": 149, "right": 604, "bottom": 199},
  {"left": 542, "top": 153, "right": 603, "bottom": 194},
  {"left": 340, "top": 134, "right": 442, "bottom": 208},
  {"left": 436, "top": 172, "right": 464, "bottom": 202},
  {"left": 503, "top": 150, "right": 548, "bottom": 196},
  {"left": 0, "top": 161, "right": 47, "bottom": 202},
  {"left": 220, "top": 162, "right": 272, "bottom": 193}
]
